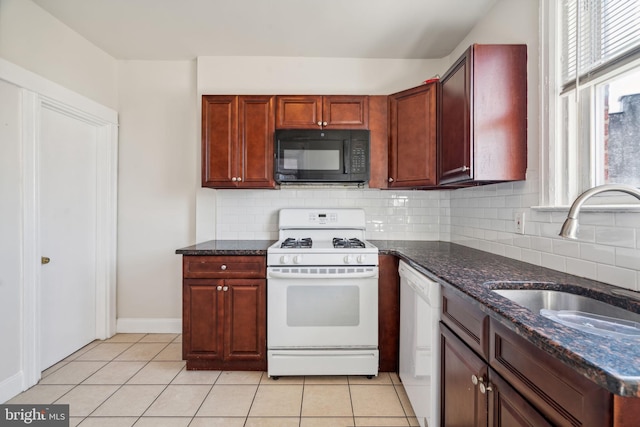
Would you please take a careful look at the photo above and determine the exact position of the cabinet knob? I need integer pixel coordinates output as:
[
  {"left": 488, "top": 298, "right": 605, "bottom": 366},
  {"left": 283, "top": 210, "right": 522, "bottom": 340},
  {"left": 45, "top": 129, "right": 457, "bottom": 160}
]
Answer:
[
  {"left": 237, "top": 177, "right": 242, "bottom": 182},
  {"left": 479, "top": 382, "right": 493, "bottom": 394},
  {"left": 471, "top": 375, "right": 484, "bottom": 386},
  {"left": 231, "top": 177, "right": 237, "bottom": 182},
  {"left": 217, "top": 285, "right": 223, "bottom": 291},
  {"left": 322, "top": 121, "right": 327, "bottom": 126},
  {"left": 220, "top": 264, "right": 227, "bottom": 270},
  {"left": 317, "top": 121, "right": 322, "bottom": 126},
  {"left": 388, "top": 177, "right": 394, "bottom": 183},
  {"left": 461, "top": 165, "right": 469, "bottom": 172},
  {"left": 223, "top": 286, "right": 229, "bottom": 292},
  {"left": 41, "top": 256, "right": 51, "bottom": 265}
]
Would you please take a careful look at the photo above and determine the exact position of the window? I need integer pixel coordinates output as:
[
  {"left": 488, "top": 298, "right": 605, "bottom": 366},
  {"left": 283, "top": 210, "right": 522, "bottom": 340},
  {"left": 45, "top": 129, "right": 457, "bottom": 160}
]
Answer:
[{"left": 545, "top": 0, "right": 640, "bottom": 205}]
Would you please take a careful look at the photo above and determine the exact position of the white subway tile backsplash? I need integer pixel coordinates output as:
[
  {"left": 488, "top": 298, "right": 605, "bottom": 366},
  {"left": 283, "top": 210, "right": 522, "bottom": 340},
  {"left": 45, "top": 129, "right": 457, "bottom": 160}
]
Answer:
[
  {"left": 579, "top": 243, "right": 616, "bottom": 265},
  {"left": 615, "top": 247, "right": 640, "bottom": 270},
  {"left": 552, "top": 239, "right": 581, "bottom": 258},
  {"left": 201, "top": 180, "right": 640, "bottom": 291},
  {"left": 596, "top": 265, "right": 638, "bottom": 290},
  {"left": 566, "top": 258, "right": 598, "bottom": 279},
  {"left": 595, "top": 227, "right": 636, "bottom": 248},
  {"left": 541, "top": 253, "right": 566, "bottom": 272}
]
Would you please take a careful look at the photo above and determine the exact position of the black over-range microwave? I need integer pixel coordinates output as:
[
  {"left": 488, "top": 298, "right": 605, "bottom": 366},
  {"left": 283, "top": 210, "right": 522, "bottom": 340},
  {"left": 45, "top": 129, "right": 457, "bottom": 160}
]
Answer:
[{"left": 274, "top": 129, "right": 370, "bottom": 184}]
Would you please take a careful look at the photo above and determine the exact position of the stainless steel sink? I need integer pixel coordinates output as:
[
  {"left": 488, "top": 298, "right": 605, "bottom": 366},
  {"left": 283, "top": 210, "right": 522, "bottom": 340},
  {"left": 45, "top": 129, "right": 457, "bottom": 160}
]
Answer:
[{"left": 492, "top": 289, "right": 640, "bottom": 337}]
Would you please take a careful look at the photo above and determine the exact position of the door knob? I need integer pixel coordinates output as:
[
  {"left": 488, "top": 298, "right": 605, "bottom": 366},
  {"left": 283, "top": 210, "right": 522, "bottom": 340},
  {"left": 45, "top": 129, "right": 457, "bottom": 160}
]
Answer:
[{"left": 41, "top": 257, "right": 51, "bottom": 265}]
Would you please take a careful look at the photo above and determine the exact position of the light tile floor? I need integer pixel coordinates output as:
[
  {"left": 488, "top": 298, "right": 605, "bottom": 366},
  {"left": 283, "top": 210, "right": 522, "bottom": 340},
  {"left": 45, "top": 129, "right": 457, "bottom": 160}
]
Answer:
[{"left": 7, "top": 334, "right": 420, "bottom": 427}]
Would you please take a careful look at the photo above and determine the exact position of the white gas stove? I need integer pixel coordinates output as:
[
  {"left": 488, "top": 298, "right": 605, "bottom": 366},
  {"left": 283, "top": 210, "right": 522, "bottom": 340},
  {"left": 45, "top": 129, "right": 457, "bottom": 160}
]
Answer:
[
  {"left": 267, "top": 208, "right": 378, "bottom": 267},
  {"left": 266, "top": 208, "right": 380, "bottom": 378}
]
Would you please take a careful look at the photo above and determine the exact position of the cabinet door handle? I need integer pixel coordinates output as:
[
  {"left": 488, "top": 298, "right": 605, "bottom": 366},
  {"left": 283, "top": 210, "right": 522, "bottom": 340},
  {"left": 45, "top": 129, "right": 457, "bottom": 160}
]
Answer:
[
  {"left": 220, "top": 265, "right": 227, "bottom": 270},
  {"left": 217, "top": 285, "right": 223, "bottom": 291},
  {"left": 223, "top": 286, "right": 229, "bottom": 292},
  {"left": 322, "top": 121, "right": 327, "bottom": 126},
  {"left": 237, "top": 177, "right": 242, "bottom": 182},
  {"left": 231, "top": 177, "right": 237, "bottom": 182},
  {"left": 317, "top": 121, "right": 322, "bottom": 126},
  {"left": 388, "top": 177, "right": 394, "bottom": 183}
]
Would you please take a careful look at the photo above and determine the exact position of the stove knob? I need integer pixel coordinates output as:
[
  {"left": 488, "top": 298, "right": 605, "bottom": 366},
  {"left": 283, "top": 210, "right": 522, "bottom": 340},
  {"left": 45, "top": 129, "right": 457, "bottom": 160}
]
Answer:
[
  {"left": 293, "top": 255, "right": 303, "bottom": 264},
  {"left": 280, "top": 255, "right": 290, "bottom": 264},
  {"left": 357, "top": 255, "right": 367, "bottom": 264},
  {"left": 344, "top": 255, "right": 354, "bottom": 264}
]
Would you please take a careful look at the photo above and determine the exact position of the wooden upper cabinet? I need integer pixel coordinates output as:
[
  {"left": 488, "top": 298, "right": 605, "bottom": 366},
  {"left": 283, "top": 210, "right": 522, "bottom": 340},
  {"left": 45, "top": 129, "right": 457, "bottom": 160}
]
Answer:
[
  {"left": 388, "top": 83, "right": 438, "bottom": 188},
  {"left": 202, "top": 95, "right": 275, "bottom": 189},
  {"left": 438, "top": 44, "right": 527, "bottom": 185},
  {"left": 276, "top": 95, "right": 369, "bottom": 129}
]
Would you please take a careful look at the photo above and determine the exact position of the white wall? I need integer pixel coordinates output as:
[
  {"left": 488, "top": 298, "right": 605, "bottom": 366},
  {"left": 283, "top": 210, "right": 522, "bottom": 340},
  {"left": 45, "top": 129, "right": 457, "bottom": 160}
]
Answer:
[
  {"left": 447, "top": 0, "right": 640, "bottom": 290},
  {"left": 0, "top": 79, "right": 23, "bottom": 401},
  {"left": 116, "top": 60, "right": 197, "bottom": 329},
  {"left": 0, "top": 0, "right": 118, "bottom": 109}
]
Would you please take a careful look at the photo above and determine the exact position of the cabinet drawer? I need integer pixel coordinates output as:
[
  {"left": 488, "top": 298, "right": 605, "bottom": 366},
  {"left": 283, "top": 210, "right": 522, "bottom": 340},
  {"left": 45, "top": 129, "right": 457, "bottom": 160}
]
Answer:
[
  {"left": 441, "top": 285, "right": 489, "bottom": 360},
  {"left": 183, "top": 256, "right": 266, "bottom": 279},
  {"left": 489, "top": 318, "right": 611, "bottom": 427}
]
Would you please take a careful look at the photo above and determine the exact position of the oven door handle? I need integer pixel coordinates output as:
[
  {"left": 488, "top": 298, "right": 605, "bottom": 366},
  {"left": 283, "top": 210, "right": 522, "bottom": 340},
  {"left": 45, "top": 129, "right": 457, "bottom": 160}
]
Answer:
[{"left": 267, "top": 270, "right": 379, "bottom": 280}]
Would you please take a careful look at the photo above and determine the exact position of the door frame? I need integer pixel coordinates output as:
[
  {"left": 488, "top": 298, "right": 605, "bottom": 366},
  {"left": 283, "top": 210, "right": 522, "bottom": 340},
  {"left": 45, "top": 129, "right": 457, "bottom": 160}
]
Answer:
[{"left": 0, "top": 58, "right": 118, "bottom": 388}]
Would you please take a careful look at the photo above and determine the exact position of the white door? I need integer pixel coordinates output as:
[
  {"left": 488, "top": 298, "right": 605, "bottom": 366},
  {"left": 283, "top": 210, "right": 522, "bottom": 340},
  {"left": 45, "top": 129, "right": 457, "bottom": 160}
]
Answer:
[{"left": 40, "top": 106, "right": 98, "bottom": 370}]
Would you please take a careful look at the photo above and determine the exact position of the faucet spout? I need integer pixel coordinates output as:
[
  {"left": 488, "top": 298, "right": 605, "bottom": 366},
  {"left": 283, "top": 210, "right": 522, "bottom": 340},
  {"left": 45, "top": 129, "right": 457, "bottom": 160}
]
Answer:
[{"left": 559, "top": 184, "right": 640, "bottom": 239}]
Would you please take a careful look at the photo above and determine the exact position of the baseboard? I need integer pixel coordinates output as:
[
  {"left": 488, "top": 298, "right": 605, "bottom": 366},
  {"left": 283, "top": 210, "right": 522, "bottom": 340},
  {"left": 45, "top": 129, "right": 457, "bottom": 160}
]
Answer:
[
  {"left": 0, "top": 371, "right": 25, "bottom": 403},
  {"left": 116, "top": 318, "right": 182, "bottom": 334}
]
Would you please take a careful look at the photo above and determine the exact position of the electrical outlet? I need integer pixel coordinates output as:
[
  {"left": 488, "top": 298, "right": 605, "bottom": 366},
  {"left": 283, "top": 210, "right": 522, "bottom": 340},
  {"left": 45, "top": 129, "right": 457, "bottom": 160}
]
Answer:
[{"left": 514, "top": 212, "right": 525, "bottom": 234}]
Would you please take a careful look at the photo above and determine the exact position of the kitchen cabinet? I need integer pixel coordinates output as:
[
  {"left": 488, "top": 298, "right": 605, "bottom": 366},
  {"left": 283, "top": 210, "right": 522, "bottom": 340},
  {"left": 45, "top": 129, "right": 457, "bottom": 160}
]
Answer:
[
  {"left": 201, "top": 95, "right": 275, "bottom": 188},
  {"left": 182, "top": 255, "right": 266, "bottom": 370},
  {"left": 378, "top": 255, "right": 400, "bottom": 372},
  {"left": 388, "top": 83, "right": 438, "bottom": 188},
  {"left": 276, "top": 95, "right": 369, "bottom": 129},
  {"left": 440, "top": 285, "right": 613, "bottom": 427},
  {"left": 438, "top": 44, "right": 527, "bottom": 185}
]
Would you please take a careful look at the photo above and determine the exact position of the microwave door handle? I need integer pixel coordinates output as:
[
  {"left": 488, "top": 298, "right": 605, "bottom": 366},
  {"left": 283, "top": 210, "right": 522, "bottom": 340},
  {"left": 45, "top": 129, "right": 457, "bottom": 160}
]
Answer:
[{"left": 343, "top": 140, "right": 350, "bottom": 174}]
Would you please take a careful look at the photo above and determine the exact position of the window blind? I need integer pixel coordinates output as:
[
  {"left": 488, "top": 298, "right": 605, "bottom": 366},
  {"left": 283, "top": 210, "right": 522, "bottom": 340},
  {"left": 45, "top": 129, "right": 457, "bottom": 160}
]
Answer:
[{"left": 561, "top": 0, "right": 640, "bottom": 92}]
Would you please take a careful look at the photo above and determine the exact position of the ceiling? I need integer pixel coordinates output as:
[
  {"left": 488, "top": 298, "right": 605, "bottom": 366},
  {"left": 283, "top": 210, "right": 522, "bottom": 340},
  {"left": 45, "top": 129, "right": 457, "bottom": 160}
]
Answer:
[{"left": 32, "top": 0, "right": 497, "bottom": 60}]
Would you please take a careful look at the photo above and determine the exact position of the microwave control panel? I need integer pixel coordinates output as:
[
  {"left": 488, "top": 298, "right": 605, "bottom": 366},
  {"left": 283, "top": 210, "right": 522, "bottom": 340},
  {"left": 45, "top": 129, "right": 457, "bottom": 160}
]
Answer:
[{"left": 351, "top": 141, "right": 368, "bottom": 174}]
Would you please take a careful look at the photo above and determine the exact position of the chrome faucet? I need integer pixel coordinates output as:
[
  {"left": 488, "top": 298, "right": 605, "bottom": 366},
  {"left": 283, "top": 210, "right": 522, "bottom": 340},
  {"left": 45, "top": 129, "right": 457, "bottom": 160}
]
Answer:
[{"left": 559, "top": 184, "right": 640, "bottom": 239}]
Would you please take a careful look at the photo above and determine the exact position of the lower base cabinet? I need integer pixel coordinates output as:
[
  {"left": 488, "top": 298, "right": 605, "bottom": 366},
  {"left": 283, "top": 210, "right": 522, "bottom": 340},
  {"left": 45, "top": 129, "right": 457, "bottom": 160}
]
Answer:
[
  {"left": 440, "top": 285, "right": 619, "bottom": 427},
  {"left": 182, "top": 256, "right": 266, "bottom": 370},
  {"left": 441, "top": 324, "right": 551, "bottom": 427}
]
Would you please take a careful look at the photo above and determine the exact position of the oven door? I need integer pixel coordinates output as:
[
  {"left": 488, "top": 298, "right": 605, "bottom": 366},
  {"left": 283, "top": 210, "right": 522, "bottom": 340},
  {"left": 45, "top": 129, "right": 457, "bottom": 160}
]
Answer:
[{"left": 267, "top": 266, "right": 378, "bottom": 348}]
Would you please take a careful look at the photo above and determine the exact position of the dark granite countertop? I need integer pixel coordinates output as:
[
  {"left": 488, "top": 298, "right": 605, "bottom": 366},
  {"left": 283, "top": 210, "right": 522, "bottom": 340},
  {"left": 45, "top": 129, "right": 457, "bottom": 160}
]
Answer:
[
  {"left": 175, "top": 240, "right": 274, "bottom": 255},
  {"left": 176, "top": 239, "right": 640, "bottom": 397},
  {"left": 371, "top": 240, "right": 640, "bottom": 397}
]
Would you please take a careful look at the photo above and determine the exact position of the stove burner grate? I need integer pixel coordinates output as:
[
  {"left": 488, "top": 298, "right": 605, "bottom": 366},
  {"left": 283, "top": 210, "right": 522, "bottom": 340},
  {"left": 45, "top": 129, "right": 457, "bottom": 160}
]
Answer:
[
  {"left": 332, "top": 237, "right": 366, "bottom": 249},
  {"left": 281, "top": 237, "right": 313, "bottom": 249}
]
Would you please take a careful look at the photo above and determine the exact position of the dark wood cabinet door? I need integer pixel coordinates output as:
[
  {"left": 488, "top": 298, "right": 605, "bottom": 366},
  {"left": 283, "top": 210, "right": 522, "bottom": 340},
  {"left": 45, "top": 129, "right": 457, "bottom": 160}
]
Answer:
[
  {"left": 238, "top": 96, "right": 275, "bottom": 188},
  {"left": 378, "top": 255, "right": 399, "bottom": 372},
  {"left": 322, "top": 95, "right": 369, "bottom": 129},
  {"left": 438, "top": 53, "right": 472, "bottom": 185},
  {"left": 276, "top": 95, "right": 323, "bottom": 129},
  {"left": 201, "top": 95, "right": 238, "bottom": 187},
  {"left": 388, "top": 83, "right": 437, "bottom": 188},
  {"left": 275, "top": 95, "right": 369, "bottom": 129},
  {"left": 183, "top": 280, "right": 224, "bottom": 359},
  {"left": 441, "top": 324, "right": 488, "bottom": 427},
  {"left": 490, "top": 319, "right": 611, "bottom": 427},
  {"left": 438, "top": 44, "right": 527, "bottom": 185},
  {"left": 224, "top": 279, "right": 266, "bottom": 366},
  {"left": 488, "top": 369, "right": 553, "bottom": 427}
]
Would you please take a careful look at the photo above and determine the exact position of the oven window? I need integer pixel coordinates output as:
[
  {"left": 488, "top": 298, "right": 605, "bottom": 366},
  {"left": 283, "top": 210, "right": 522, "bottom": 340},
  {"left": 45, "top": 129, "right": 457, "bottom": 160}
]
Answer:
[
  {"left": 283, "top": 149, "right": 340, "bottom": 171},
  {"left": 287, "top": 285, "right": 360, "bottom": 326}
]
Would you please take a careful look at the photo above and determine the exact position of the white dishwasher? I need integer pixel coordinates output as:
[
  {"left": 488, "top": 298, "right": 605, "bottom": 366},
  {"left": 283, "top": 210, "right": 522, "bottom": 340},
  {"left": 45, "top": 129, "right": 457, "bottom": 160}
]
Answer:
[{"left": 399, "top": 260, "right": 441, "bottom": 427}]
